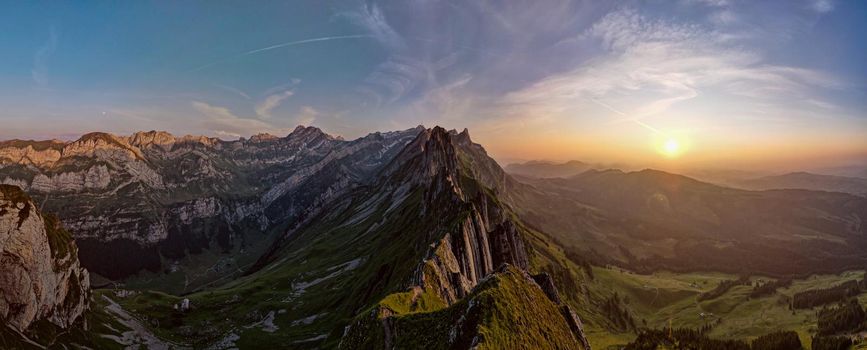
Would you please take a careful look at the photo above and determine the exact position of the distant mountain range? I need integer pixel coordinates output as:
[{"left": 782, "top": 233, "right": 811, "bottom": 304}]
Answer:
[
  {"left": 505, "top": 160, "right": 592, "bottom": 178},
  {"left": 505, "top": 159, "right": 630, "bottom": 178},
  {"left": 508, "top": 159, "right": 867, "bottom": 197},
  {"left": 512, "top": 168, "right": 867, "bottom": 276},
  {"left": 0, "top": 126, "right": 422, "bottom": 281},
  {"left": 730, "top": 171, "right": 867, "bottom": 197}
]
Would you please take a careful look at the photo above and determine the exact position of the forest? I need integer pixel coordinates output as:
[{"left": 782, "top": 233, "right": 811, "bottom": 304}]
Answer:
[
  {"left": 624, "top": 328, "right": 803, "bottom": 350},
  {"left": 793, "top": 280, "right": 864, "bottom": 309}
]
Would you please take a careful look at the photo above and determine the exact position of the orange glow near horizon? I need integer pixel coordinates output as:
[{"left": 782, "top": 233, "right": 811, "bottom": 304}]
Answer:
[{"left": 475, "top": 126, "right": 867, "bottom": 172}]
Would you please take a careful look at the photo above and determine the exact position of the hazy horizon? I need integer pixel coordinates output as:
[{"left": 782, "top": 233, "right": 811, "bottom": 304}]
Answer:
[{"left": 1, "top": 0, "right": 865, "bottom": 173}]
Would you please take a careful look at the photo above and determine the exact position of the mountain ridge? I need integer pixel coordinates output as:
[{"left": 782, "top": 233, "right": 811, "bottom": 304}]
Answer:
[
  {"left": 0, "top": 125, "right": 424, "bottom": 281},
  {"left": 730, "top": 171, "right": 867, "bottom": 196}
]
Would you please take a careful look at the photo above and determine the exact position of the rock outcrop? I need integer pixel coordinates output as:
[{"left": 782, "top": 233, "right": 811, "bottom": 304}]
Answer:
[{"left": 0, "top": 184, "right": 90, "bottom": 331}]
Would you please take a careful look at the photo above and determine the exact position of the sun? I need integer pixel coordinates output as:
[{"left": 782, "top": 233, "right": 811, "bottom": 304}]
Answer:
[
  {"left": 664, "top": 138, "right": 680, "bottom": 154},
  {"left": 660, "top": 137, "right": 683, "bottom": 158}
]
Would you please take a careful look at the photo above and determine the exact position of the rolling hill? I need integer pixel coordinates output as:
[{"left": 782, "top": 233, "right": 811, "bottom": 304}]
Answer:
[
  {"left": 731, "top": 171, "right": 867, "bottom": 197},
  {"left": 511, "top": 169, "right": 867, "bottom": 276}
]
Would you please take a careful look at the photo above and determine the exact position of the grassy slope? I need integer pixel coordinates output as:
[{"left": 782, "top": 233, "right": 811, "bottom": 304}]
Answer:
[
  {"left": 583, "top": 267, "right": 867, "bottom": 349},
  {"left": 96, "top": 183, "right": 450, "bottom": 348},
  {"left": 341, "top": 266, "right": 582, "bottom": 350},
  {"left": 397, "top": 266, "right": 579, "bottom": 349}
]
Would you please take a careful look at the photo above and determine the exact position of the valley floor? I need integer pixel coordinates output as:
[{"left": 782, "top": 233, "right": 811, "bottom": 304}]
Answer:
[
  {"left": 579, "top": 267, "right": 867, "bottom": 350},
  {"left": 8, "top": 267, "right": 867, "bottom": 349}
]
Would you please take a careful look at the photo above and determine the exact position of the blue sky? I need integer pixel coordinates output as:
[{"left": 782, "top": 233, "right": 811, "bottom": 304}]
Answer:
[{"left": 0, "top": 0, "right": 865, "bottom": 167}]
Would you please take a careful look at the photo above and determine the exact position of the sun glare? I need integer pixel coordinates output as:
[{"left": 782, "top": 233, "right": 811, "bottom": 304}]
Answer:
[{"left": 661, "top": 137, "right": 682, "bottom": 158}]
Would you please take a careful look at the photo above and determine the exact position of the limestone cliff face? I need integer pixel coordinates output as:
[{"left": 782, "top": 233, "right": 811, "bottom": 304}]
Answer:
[
  {"left": 385, "top": 127, "right": 530, "bottom": 305},
  {"left": 0, "top": 185, "right": 89, "bottom": 331},
  {"left": 415, "top": 193, "right": 529, "bottom": 305},
  {"left": 0, "top": 142, "right": 63, "bottom": 167},
  {"left": 62, "top": 132, "right": 145, "bottom": 161},
  {"left": 380, "top": 127, "right": 587, "bottom": 348},
  {"left": 30, "top": 165, "right": 111, "bottom": 192}
]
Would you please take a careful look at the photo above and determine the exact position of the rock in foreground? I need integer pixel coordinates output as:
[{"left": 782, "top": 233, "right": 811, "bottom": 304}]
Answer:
[{"left": 0, "top": 184, "right": 90, "bottom": 331}]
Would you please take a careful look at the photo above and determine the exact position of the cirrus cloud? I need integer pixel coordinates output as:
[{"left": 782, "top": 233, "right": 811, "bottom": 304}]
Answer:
[
  {"left": 502, "top": 7, "right": 844, "bottom": 127},
  {"left": 254, "top": 90, "right": 294, "bottom": 119},
  {"left": 193, "top": 101, "right": 292, "bottom": 138}
]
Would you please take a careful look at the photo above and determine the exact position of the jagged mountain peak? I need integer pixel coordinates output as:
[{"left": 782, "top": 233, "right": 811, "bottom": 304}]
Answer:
[
  {"left": 248, "top": 132, "right": 279, "bottom": 143},
  {"left": 127, "top": 130, "right": 177, "bottom": 146},
  {"left": 377, "top": 126, "right": 516, "bottom": 199},
  {"left": 73, "top": 131, "right": 123, "bottom": 143},
  {"left": 447, "top": 127, "right": 473, "bottom": 145},
  {"left": 64, "top": 131, "right": 146, "bottom": 160},
  {"left": 379, "top": 126, "right": 462, "bottom": 187},
  {"left": 289, "top": 125, "right": 332, "bottom": 139}
]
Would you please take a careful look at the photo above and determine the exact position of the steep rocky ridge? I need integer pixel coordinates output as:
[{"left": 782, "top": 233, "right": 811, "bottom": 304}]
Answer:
[
  {"left": 335, "top": 127, "right": 589, "bottom": 348},
  {"left": 0, "top": 126, "right": 423, "bottom": 280},
  {"left": 104, "top": 127, "right": 590, "bottom": 349},
  {"left": 0, "top": 184, "right": 90, "bottom": 332}
]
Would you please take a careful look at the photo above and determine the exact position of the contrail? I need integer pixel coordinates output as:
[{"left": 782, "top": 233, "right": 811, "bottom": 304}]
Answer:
[
  {"left": 189, "top": 34, "right": 373, "bottom": 72},
  {"left": 590, "top": 98, "right": 664, "bottom": 135}
]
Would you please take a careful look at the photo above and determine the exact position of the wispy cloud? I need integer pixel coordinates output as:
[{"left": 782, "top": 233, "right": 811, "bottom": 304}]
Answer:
[
  {"left": 189, "top": 35, "right": 372, "bottom": 72},
  {"left": 32, "top": 26, "right": 58, "bottom": 85},
  {"left": 214, "top": 84, "right": 251, "bottom": 100},
  {"left": 682, "top": 0, "right": 729, "bottom": 7},
  {"left": 810, "top": 0, "right": 835, "bottom": 13},
  {"left": 296, "top": 106, "right": 319, "bottom": 126},
  {"left": 363, "top": 57, "right": 427, "bottom": 104},
  {"left": 192, "top": 101, "right": 290, "bottom": 138},
  {"left": 338, "top": 3, "right": 405, "bottom": 50},
  {"left": 264, "top": 78, "right": 301, "bottom": 96},
  {"left": 502, "top": 7, "right": 843, "bottom": 127},
  {"left": 255, "top": 90, "right": 294, "bottom": 119}
]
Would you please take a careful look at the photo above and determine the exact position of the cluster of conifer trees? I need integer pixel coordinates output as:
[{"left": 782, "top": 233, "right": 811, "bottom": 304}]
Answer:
[
  {"left": 698, "top": 276, "right": 751, "bottom": 301},
  {"left": 603, "top": 292, "right": 637, "bottom": 332},
  {"left": 793, "top": 280, "right": 864, "bottom": 309},
  {"left": 811, "top": 335, "right": 853, "bottom": 350},
  {"left": 624, "top": 328, "right": 803, "bottom": 350},
  {"left": 749, "top": 278, "right": 792, "bottom": 299},
  {"left": 817, "top": 299, "right": 866, "bottom": 335}
]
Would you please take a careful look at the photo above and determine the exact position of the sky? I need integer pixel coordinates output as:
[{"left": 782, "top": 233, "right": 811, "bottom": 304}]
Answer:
[{"left": 0, "top": 0, "right": 865, "bottom": 170}]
